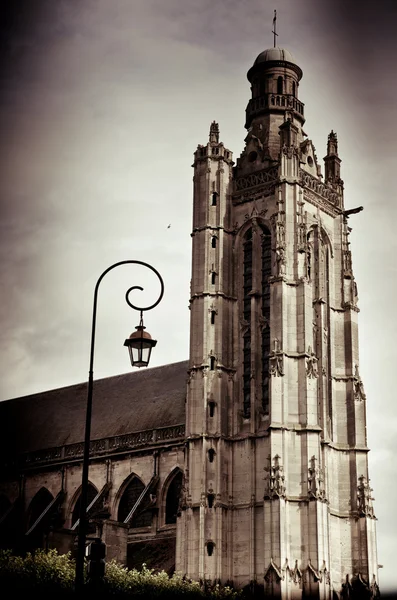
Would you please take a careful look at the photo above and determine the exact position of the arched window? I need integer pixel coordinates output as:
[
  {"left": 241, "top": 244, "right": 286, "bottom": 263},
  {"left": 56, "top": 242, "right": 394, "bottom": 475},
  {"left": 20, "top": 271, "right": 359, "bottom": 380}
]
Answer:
[
  {"left": 211, "top": 272, "right": 216, "bottom": 285},
  {"left": 28, "top": 488, "right": 54, "bottom": 531},
  {"left": 208, "top": 449, "right": 215, "bottom": 463},
  {"left": 277, "top": 76, "right": 283, "bottom": 94},
  {"left": 211, "top": 192, "right": 217, "bottom": 206},
  {"left": 26, "top": 487, "right": 54, "bottom": 549},
  {"left": 207, "top": 493, "right": 215, "bottom": 508},
  {"left": 261, "top": 227, "right": 272, "bottom": 413},
  {"left": 118, "top": 476, "right": 152, "bottom": 528},
  {"left": 165, "top": 471, "right": 183, "bottom": 525},
  {"left": 72, "top": 483, "right": 97, "bottom": 533},
  {"left": 212, "top": 237, "right": 217, "bottom": 249}
]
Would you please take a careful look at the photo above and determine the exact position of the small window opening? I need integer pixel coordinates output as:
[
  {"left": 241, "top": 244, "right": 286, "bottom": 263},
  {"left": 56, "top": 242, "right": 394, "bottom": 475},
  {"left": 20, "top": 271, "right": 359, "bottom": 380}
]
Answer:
[
  {"left": 277, "top": 76, "right": 283, "bottom": 94},
  {"left": 206, "top": 541, "right": 215, "bottom": 556},
  {"left": 207, "top": 493, "right": 215, "bottom": 508},
  {"left": 292, "top": 81, "right": 296, "bottom": 97},
  {"left": 208, "top": 449, "right": 215, "bottom": 463},
  {"left": 211, "top": 311, "right": 216, "bottom": 325},
  {"left": 211, "top": 192, "right": 217, "bottom": 206},
  {"left": 211, "top": 272, "right": 216, "bottom": 285},
  {"left": 226, "top": 152, "right": 229, "bottom": 158},
  {"left": 208, "top": 401, "right": 216, "bottom": 417},
  {"left": 212, "top": 237, "right": 217, "bottom": 248},
  {"left": 210, "top": 357, "right": 215, "bottom": 371}
]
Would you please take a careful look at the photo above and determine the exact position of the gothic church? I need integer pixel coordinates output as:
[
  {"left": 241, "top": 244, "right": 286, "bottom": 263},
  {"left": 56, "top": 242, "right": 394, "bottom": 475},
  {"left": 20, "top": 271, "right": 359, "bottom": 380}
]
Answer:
[{"left": 0, "top": 46, "right": 379, "bottom": 599}]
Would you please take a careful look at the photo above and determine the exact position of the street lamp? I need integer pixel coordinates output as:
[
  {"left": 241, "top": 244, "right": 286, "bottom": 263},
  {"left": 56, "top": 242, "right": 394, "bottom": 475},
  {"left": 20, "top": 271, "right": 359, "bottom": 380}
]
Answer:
[{"left": 75, "top": 260, "right": 164, "bottom": 593}]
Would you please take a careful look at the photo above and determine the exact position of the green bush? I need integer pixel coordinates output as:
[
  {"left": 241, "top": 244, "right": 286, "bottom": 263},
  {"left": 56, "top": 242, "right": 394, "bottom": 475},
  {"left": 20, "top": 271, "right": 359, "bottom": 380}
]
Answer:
[{"left": 0, "top": 549, "right": 241, "bottom": 599}]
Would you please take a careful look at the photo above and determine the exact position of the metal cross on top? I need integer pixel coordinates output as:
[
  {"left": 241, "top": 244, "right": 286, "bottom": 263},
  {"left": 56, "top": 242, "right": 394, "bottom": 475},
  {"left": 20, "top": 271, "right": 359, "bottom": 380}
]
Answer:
[{"left": 272, "top": 9, "right": 278, "bottom": 47}]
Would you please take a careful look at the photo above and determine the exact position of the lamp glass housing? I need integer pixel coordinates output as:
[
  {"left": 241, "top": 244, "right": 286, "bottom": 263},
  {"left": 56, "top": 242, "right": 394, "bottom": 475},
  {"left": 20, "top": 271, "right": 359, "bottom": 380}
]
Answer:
[{"left": 124, "top": 325, "right": 157, "bottom": 368}]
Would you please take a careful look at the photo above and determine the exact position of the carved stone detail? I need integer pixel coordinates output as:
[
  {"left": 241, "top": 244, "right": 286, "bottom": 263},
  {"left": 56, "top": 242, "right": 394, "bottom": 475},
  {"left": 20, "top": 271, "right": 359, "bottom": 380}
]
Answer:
[
  {"left": 264, "top": 454, "right": 286, "bottom": 498},
  {"left": 300, "top": 169, "right": 342, "bottom": 207},
  {"left": 264, "top": 559, "right": 283, "bottom": 583},
  {"left": 235, "top": 166, "right": 278, "bottom": 192},
  {"left": 357, "top": 475, "right": 375, "bottom": 517},
  {"left": 308, "top": 456, "right": 326, "bottom": 501},
  {"left": 353, "top": 365, "right": 366, "bottom": 401},
  {"left": 269, "top": 339, "right": 284, "bottom": 377},
  {"left": 306, "top": 347, "right": 319, "bottom": 378}
]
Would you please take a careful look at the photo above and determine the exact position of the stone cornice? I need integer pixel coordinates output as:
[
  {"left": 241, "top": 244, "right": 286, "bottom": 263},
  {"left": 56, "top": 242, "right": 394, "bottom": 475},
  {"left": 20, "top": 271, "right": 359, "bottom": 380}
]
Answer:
[
  {"left": 321, "top": 440, "right": 369, "bottom": 452},
  {"left": 189, "top": 292, "right": 237, "bottom": 302},
  {"left": 191, "top": 225, "right": 236, "bottom": 235},
  {"left": 3, "top": 424, "right": 186, "bottom": 473}
]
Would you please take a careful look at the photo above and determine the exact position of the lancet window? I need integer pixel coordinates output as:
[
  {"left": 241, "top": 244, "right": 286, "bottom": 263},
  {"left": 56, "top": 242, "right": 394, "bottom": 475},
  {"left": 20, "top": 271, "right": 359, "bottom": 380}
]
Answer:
[
  {"left": 242, "top": 225, "right": 272, "bottom": 417},
  {"left": 118, "top": 476, "right": 152, "bottom": 528},
  {"left": 165, "top": 471, "right": 183, "bottom": 525}
]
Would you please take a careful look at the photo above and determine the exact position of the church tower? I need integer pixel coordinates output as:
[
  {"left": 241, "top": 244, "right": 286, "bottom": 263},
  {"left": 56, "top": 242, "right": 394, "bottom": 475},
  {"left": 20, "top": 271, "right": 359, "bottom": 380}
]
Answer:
[{"left": 176, "top": 47, "right": 379, "bottom": 599}]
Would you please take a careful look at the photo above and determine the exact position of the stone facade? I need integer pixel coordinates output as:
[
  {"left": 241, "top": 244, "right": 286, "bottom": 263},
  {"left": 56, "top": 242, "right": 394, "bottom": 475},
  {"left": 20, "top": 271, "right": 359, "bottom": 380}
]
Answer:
[
  {"left": 0, "top": 46, "right": 379, "bottom": 599},
  {"left": 177, "top": 47, "right": 379, "bottom": 598}
]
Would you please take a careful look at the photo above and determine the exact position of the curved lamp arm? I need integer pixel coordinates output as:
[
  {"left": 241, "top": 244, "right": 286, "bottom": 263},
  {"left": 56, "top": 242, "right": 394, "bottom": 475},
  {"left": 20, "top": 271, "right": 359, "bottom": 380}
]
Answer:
[{"left": 75, "top": 260, "right": 164, "bottom": 592}]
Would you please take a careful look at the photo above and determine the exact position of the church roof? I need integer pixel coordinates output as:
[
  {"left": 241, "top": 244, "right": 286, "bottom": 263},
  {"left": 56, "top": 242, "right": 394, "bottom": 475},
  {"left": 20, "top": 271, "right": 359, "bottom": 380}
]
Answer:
[{"left": 0, "top": 361, "right": 188, "bottom": 458}]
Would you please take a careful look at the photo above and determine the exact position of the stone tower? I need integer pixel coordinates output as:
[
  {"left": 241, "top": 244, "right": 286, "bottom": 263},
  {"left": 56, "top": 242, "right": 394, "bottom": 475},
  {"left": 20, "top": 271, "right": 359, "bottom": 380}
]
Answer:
[{"left": 176, "top": 47, "right": 379, "bottom": 599}]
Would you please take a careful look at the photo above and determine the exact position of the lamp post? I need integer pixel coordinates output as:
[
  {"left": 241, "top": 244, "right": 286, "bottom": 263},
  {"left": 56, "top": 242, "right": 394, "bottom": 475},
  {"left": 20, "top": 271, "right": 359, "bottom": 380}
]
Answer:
[{"left": 75, "top": 260, "right": 164, "bottom": 593}]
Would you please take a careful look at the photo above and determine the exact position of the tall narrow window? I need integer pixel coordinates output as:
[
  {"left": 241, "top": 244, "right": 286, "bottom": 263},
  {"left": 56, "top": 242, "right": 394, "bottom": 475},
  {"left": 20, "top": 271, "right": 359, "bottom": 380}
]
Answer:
[
  {"left": 72, "top": 484, "right": 97, "bottom": 532},
  {"left": 211, "top": 311, "right": 216, "bottom": 325},
  {"left": 292, "top": 81, "right": 296, "bottom": 97},
  {"left": 261, "top": 227, "right": 272, "bottom": 413},
  {"left": 207, "top": 541, "right": 215, "bottom": 556},
  {"left": 212, "top": 237, "right": 217, "bottom": 249},
  {"left": 165, "top": 471, "right": 183, "bottom": 525},
  {"left": 207, "top": 493, "right": 215, "bottom": 508},
  {"left": 211, "top": 192, "right": 217, "bottom": 206},
  {"left": 211, "top": 272, "right": 216, "bottom": 285},
  {"left": 208, "top": 449, "right": 215, "bottom": 463},
  {"left": 243, "top": 229, "right": 253, "bottom": 417},
  {"left": 210, "top": 356, "right": 215, "bottom": 371},
  {"left": 277, "top": 76, "right": 283, "bottom": 94},
  {"left": 118, "top": 477, "right": 152, "bottom": 528},
  {"left": 208, "top": 401, "right": 216, "bottom": 417}
]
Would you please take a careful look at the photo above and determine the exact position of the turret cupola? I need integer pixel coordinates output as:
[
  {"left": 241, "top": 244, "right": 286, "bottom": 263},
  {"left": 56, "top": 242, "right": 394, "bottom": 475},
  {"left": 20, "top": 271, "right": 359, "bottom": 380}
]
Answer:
[{"left": 245, "top": 46, "right": 305, "bottom": 129}]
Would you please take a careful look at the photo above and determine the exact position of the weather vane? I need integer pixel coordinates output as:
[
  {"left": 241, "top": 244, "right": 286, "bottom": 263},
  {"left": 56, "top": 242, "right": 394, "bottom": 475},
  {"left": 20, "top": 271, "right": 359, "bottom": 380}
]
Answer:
[{"left": 272, "top": 9, "right": 278, "bottom": 48}]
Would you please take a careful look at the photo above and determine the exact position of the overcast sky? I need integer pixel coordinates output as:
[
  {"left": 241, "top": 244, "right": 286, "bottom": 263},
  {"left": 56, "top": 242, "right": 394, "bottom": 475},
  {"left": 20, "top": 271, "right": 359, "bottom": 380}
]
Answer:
[{"left": 0, "top": 0, "right": 396, "bottom": 592}]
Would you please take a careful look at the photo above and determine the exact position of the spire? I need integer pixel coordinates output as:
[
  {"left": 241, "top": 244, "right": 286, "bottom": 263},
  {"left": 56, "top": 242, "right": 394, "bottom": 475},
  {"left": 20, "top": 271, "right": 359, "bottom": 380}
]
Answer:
[
  {"left": 327, "top": 130, "right": 338, "bottom": 156},
  {"left": 324, "top": 130, "right": 341, "bottom": 183},
  {"left": 209, "top": 121, "right": 219, "bottom": 144},
  {"left": 272, "top": 10, "right": 278, "bottom": 48}
]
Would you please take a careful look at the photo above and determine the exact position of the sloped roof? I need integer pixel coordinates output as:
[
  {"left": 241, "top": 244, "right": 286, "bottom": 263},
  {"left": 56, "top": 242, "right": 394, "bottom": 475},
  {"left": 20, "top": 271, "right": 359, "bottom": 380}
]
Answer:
[{"left": 0, "top": 361, "right": 188, "bottom": 457}]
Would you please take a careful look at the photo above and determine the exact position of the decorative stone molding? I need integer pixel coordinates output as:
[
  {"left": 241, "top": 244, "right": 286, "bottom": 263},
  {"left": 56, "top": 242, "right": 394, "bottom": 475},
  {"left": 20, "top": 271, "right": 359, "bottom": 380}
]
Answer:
[
  {"left": 235, "top": 166, "right": 278, "bottom": 192},
  {"left": 264, "top": 558, "right": 283, "bottom": 583},
  {"left": 300, "top": 169, "right": 342, "bottom": 208},
  {"left": 13, "top": 424, "right": 186, "bottom": 471},
  {"left": 341, "top": 573, "right": 380, "bottom": 599}
]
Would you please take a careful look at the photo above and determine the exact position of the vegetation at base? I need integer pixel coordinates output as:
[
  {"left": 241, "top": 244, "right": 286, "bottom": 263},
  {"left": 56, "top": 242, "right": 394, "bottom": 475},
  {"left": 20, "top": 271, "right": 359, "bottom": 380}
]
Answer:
[{"left": 0, "top": 549, "right": 241, "bottom": 599}]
